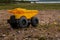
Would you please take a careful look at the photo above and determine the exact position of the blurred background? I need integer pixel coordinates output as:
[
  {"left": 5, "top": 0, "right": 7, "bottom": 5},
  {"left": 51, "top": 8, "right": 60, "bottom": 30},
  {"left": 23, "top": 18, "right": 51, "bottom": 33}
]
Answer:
[
  {"left": 0, "top": 0, "right": 60, "bottom": 10},
  {"left": 0, "top": 0, "right": 60, "bottom": 3}
]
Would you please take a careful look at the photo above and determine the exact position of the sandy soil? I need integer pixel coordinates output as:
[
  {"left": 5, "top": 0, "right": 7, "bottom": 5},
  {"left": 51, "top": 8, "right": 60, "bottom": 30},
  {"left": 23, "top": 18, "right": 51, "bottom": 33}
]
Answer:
[{"left": 0, "top": 10, "right": 60, "bottom": 40}]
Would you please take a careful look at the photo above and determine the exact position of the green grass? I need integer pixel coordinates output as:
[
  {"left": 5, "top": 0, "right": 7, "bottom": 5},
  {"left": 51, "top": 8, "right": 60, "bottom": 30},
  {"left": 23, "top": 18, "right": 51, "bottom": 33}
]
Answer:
[{"left": 0, "top": 3, "right": 60, "bottom": 10}]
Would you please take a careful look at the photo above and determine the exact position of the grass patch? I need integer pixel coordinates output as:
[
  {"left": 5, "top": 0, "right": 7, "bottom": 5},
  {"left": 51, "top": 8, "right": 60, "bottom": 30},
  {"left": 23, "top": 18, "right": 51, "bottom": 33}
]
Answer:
[{"left": 0, "top": 3, "right": 60, "bottom": 10}]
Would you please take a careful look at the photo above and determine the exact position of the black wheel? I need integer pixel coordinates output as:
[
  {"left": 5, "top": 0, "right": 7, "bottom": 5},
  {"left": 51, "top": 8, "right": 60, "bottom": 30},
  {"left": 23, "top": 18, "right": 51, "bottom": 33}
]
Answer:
[
  {"left": 31, "top": 17, "right": 39, "bottom": 27},
  {"left": 9, "top": 15, "right": 18, "bottom": 29},
  {"left": 10, "top": 15, "right": 16, "bottom": 23},
  {"left": 27, "top": 19, "right": 31, "bottom": 27},
  {"left": 18, "top": 16, "right": 28, "bottom": 28}
]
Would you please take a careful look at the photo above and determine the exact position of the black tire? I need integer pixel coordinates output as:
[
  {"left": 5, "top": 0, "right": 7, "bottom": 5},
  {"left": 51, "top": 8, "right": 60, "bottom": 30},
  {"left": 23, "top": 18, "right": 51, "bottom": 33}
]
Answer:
[
  {"left": 27, "top": 19, "right": 30, "bottom": 27},
  {"left": 9, "top": 15, "right": 17, "bottom": 29},
  {"left": 31, "top": 17, "right": 39, "bottom": 27},
  {"left": 10, "top": 15, "right": 16, "bottom": 23},
  {"left": 18, "top": 16, "right": 28, "bottom": 28}
]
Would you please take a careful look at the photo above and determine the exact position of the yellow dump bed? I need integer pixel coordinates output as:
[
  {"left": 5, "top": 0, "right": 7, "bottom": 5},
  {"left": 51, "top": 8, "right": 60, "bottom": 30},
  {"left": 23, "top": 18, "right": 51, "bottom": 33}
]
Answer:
[{"left": 8, "top": 8, "right": 38, "bottom": 19}]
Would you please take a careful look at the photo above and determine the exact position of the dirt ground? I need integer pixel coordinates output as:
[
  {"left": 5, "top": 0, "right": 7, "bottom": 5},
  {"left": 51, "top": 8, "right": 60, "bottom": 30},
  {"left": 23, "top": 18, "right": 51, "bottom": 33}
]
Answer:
[{"left": 0, "top": 10, "right": 60, "bottom": 40}]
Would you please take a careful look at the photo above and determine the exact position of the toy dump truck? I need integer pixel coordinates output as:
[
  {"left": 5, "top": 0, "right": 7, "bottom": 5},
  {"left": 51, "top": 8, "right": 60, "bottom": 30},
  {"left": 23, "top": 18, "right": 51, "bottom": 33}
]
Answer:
[{"left": 8, "top": 8, "right": 39, "bottom": 28}]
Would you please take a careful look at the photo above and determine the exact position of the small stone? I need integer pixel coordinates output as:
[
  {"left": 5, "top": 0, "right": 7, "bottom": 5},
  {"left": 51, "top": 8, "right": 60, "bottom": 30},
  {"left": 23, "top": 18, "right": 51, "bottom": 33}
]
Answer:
[
  {"left": 30, "top": 30, "right": 33, "bottom": 33},
  {"left": 53, "top": 22, "right": 58, "bottom": 25},
  {"left": 41, "top": 21, "right": 45, "bottom": 24},
  {"left": 2, "top": 34, "right": 6, "bottom": 37},
  {"left": 23, "top": 38, "right": 28, "bottom": 40},
  {"left": 55, "top": 35, "right": 58, "bottom": 37},
  {"left": 17, "top": 31, "right": 20, "bottom": 34}
]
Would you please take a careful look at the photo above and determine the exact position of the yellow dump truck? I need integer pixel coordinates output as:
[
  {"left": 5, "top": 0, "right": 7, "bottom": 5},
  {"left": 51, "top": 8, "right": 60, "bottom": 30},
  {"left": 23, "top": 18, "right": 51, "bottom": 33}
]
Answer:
[{"left": 8, "top": 8, "right": 39, "bottom": 28}]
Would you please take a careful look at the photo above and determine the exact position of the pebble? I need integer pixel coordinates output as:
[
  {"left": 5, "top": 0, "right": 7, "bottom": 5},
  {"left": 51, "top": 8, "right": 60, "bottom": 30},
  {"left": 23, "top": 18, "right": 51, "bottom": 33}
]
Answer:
[
  {"left": 2, "top": 34, "right": 6, "bottom": 37},
  {"left": 17, "top": 31, "right": 21, "bottom": 34}
]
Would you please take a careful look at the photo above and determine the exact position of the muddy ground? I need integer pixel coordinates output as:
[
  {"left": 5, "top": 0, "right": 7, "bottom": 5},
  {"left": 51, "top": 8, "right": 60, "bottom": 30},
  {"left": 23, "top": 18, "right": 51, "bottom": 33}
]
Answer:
[{"left": 0, "top": 10, "right": 60, "bottom": 40}]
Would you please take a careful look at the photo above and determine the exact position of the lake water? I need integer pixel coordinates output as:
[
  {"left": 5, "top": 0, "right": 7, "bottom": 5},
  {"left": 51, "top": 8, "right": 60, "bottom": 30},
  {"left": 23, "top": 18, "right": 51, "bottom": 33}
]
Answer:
[
  {"left": 31, "top": 0, "right": 60, "bottom": 3},
  {"left": 39, "top": 0, "right": 60, "bottom": 2}
]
